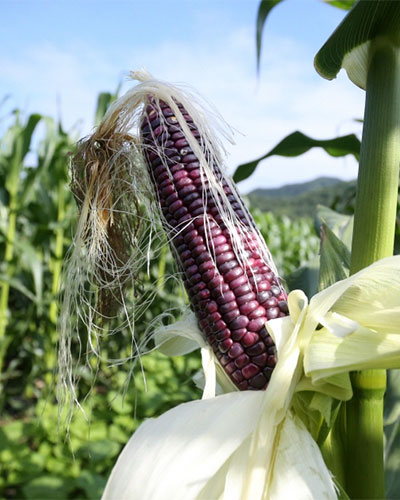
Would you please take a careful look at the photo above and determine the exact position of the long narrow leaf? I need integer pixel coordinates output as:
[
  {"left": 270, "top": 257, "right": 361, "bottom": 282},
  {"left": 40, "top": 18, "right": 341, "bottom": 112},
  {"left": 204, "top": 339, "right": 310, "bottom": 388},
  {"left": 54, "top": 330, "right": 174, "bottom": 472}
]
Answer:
[
  {"left": 233, "top": 131, "right": 360, "bottom": 183},
  {"left": 256, "top": 0, "right": 285, "bottom": 72}
]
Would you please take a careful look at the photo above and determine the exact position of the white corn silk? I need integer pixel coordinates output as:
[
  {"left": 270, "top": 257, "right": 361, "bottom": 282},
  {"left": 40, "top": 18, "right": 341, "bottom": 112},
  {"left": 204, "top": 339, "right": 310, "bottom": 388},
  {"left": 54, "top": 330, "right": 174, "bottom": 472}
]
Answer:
[{"left": 102, "top": 256, "right": 400, "bottom": 500}]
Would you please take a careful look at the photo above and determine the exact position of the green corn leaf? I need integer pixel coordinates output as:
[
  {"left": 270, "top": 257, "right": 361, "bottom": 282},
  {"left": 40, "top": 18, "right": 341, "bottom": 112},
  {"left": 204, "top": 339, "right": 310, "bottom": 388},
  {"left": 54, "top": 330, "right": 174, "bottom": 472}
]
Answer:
[
  {"left": 94, "top": 85, "right": 121, "bottom": 126},
  {"left": 233, "top": 131, "right": 360, "bottom": 183},
  {"left": 318, "top": 218, "right": 350, "bottom": 292},
  {"left": 323, "top": 0, "right": 356, "bottom": 11},
  {"left": 315, "top": 204, "right": 353, "bottom": 250},
  {"left": 285, "top": 254, "right": 320, "bottom": 298},
  {"left": 315, "top": 0, "right": 400, "bottom": 88},
  {"left": 256, "top": 0, "right": 285, "bottom": 72}
]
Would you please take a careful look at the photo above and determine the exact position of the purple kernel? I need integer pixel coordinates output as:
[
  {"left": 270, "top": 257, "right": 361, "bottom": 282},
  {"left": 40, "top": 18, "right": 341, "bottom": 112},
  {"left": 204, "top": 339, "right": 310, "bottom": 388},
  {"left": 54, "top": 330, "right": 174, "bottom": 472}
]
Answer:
[
  {"left": 193, "top": 246, "right": 208, "bottom": 259},
  {"left": 205, "top": 301, "right": 218, "bottom": 313},
  {"left": 186, "top": 264, "right": 198, "bottom": 276},
  {"left": 236, "top": 292, "right": 256, "bottom": 306},
  {"left": 180, "top": 249, "right": 191, "bottom": 261},
  {"left": 256, "top": 282, "right": 273, "bottom": 292},
  {"left": 208, "top": 311, "right": 222, "bottom": 323},
  {"left": 246, "top": 341, "right": 266, "bottom": 356},
  {"left": 257, "top": 291, "right": 273, "bottom": 304},
  {"left": 225, "top": 361, "right": 236, "bottom": 375},
  {"left": 178, "top": 184, "right": 196, "bottom": 197},
  {"left": 235, "top": 353, "right": 250, "bottom": 369},
  {"left": 265, "top": 297, "right": 279, "bottom": 308},
  {"left": 186, "top": 161, "right": 200, "bottom": 170},
  {"left": 225, "top": 267, "right": 244, "bottom": 282},
  {"left": 189, "top": 273, "right": 202, "bottom": 285},
  {"left": 263, "top": 366, "right": 274, "bottom": 381},
  {"left": 238, "top": 380, "right": 249, "bottom": 390},
  {"left": 230, "top": 315, "right": 249, "bottom": 330},
  {"left": 213, "top": 235, "right": 227, "bottom": 246},
  {"left": 161, "top": 185, "right": 175, "bottom": 197},
  {"left": 175, "top": 138, "right": 189, "bottom": 148},
  {"left": 266, "top": 307, "right": 280, "bottom": 320},
  {"left": 239, "top": 300, "right": 258, "bottom": 315},
  {"left": 182, "top": 153, "right": 197, "bottom": 163},
  {"left": 220, "top": 338, "right": 233, "bottom": 353},
  {"left": 171, "top": 131, "right": 185, "bottom": 140},
  {"left": 175, "top": 177, "right": 192, "bottom": 190},
  {"left": 267, "top": 355, "right": 277, "bottom": 367},
  {"left": 215, "top": 329, "right": 230, "bottom": 341},
  {"left": 242, "top": 332, "right": 258, "bottom": 347},
  {"left": 249, "top": 306, "right": 266, "bottom": 320},
  {"left": 219, "top": 355, "right": 230, "bottom": 367},
  {"left": 219, "top": 260, "right": 237, "bottom": 273},
  {"left": 230, "top": 275, "right": 248, "bottom": 290},
  {"left": 248, "top": 317, "right": 267, "bottom": 332},
  {"left": 192, "top": 281, "right": 206, "bottom": 294},
  {"left": 183, "top": 229, "right": 198, "bottom": 243},
  {"left": 209, "top": 275, "right": 224, "bottom": 289},
  {"left": 198, "top": 260, "right": 214, "bottom": 273},
  {"left": 189, "top": 169, "right": 201, "bottom": 180},
  {"left": 216, "top": 291, "right": 236, "bottom": 304},
  {"left": 173, "top": 169, "right": 188, "bottom": 181},
  {"left": 183, "top": 192, "right": 200, "bottom": 204},
  {"left": 202, "top": 269, "right": 217, "bottom": 282},
  {"left": 188, "top": 236, "right": 204, "bottom": 250},
  {"left": 279, "top": 301, "right": 289, "bottom": 314},
  {"left": 271, "top": 285, "right": 281, "bottom": 297},
  {"left": 223, "top": 308, "right": 240, "bottom": 323},
  {"left": 231, "top": 369, "right": 244, "bottom": 384},
  {"left": 188, "top": 199, "right": 203, "bottom": 211},
  {"left": 213, "top": 319, "right": 227, "bottom": 332},
  {"left": 231, "top": 328, "right": 247, "bottom": 341},
  {"left": 235, "top": 283, "right": 252, "bottom": 297},
  {"left": 248, "top": 372, "right": 267, "bottom": 389},
  {"left": 169, "top": 199, "right": 183, "bottom": 214},
  {"left": 252, "top": 353, "right": 268, "bottom": 367},
  {"left": 219, "top": 301, "right": 237, "bottom": 314},
  {"left": 215, "top": 244, "right": 231, "bottom": 255},
  {"left": 216, "top": 252, "right": 235, "bottom": 265},
  {"left": 166, "top": 192, "right": 179, "bottom": 205},
  {"left": 175, "top": 207, "right": 189, "bottom": 219},
  {"left": 212, "top": 283, "right": 229, "bottom": 296},
  {"left": 228, "top": 342, "right": 244, "bottom": 359},
  {"left": 194, "top": 290, "right": 210, "bottom": 302},
  {"left": 242, "top": 363, "right": 260, "bottom": 380}
]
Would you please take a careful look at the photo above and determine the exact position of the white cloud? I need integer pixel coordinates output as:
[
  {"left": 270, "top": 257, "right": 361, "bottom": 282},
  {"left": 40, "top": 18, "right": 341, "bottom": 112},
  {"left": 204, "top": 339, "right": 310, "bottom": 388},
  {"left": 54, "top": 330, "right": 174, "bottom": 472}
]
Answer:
[{"left": 0, "top": 25, "right": 364, "bottom": 193}]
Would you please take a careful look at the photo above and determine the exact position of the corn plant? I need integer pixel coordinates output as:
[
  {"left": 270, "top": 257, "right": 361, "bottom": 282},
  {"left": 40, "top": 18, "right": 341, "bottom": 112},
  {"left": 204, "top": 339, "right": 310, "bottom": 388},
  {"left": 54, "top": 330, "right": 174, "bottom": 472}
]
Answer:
[{"left": 61, "top": 21, "right": 400, "bottom": 494}]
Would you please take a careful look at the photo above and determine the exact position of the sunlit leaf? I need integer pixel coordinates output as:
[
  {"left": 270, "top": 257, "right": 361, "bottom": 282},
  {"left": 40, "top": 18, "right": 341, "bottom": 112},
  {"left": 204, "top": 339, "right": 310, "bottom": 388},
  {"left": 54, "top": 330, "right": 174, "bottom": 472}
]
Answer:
[
  {"left": 233, "top": 131, "right": 360, "bottom": 183},
  {"left": 318, "top": 219, "right": 350, "bottom": 291},
  {"left": 315, "top": 1, "right": 400, "bottom": 88},
  {"left": 323, "top": 0, "right": 356, "bottom": 11}
]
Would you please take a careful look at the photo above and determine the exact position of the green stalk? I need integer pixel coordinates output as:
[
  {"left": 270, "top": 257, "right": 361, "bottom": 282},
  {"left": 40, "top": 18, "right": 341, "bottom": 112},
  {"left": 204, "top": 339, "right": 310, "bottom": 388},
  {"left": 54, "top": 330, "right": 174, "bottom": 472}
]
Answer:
[
  {"left": 45, "top": 178, "right": 65, "bottom": 383},
  {"left": 49, "top": 178, "right": 65, "bottom": 325},
  {"left": 0, "top": 135, "right": 22, "bottom": 376},
  {"left": 346, "top": 41, "right": 400, "bottom": 499}
]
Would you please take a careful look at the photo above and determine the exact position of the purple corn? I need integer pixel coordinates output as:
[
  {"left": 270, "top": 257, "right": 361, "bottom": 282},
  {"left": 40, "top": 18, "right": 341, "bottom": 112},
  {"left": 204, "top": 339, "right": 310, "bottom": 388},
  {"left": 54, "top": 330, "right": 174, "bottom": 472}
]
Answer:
[{"left": 140, "top": 98, "right": 288, "bottom": 390}]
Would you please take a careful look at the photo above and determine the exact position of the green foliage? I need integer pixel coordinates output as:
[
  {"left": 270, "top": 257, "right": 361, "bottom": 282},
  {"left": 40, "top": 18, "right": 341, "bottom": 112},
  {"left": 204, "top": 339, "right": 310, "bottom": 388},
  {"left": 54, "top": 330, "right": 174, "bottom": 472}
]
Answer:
[{"left": 233, "top": 131, "right": 360, "bottom": 183}]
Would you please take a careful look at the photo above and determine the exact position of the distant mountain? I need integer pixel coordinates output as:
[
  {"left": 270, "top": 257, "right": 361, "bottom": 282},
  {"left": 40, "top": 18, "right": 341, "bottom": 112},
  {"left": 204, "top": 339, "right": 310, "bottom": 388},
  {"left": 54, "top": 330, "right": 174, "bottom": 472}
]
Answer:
[
  {"left": 249, "top": 177, "right": 344, "bottom": 198},
  {"left": 246, "top": 176, "right": 356, "bottom": 219}
]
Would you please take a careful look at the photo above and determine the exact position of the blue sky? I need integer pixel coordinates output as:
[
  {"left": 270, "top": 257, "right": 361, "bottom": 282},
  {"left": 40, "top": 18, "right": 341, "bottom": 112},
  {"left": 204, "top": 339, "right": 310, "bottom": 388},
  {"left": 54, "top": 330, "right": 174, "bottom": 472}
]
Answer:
[{"left": 2, "top": 0, "right": 364, "bottom": 192}]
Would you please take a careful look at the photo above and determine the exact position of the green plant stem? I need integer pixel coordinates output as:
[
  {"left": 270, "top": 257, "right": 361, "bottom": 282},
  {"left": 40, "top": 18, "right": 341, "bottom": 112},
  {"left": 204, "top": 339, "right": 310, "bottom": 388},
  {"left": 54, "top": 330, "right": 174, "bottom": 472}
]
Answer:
[
  {"left": 0, "top": 194, "right": 18, "bottom": 376},
  {"left": 346, "top": 371, "right": 387, "bottom": 499},
  {"left": 49, "top": 179, "right": 65, "bottom": 325},
  {"left": 346, "top": 41, "right": 400, "bottom": 499}
]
